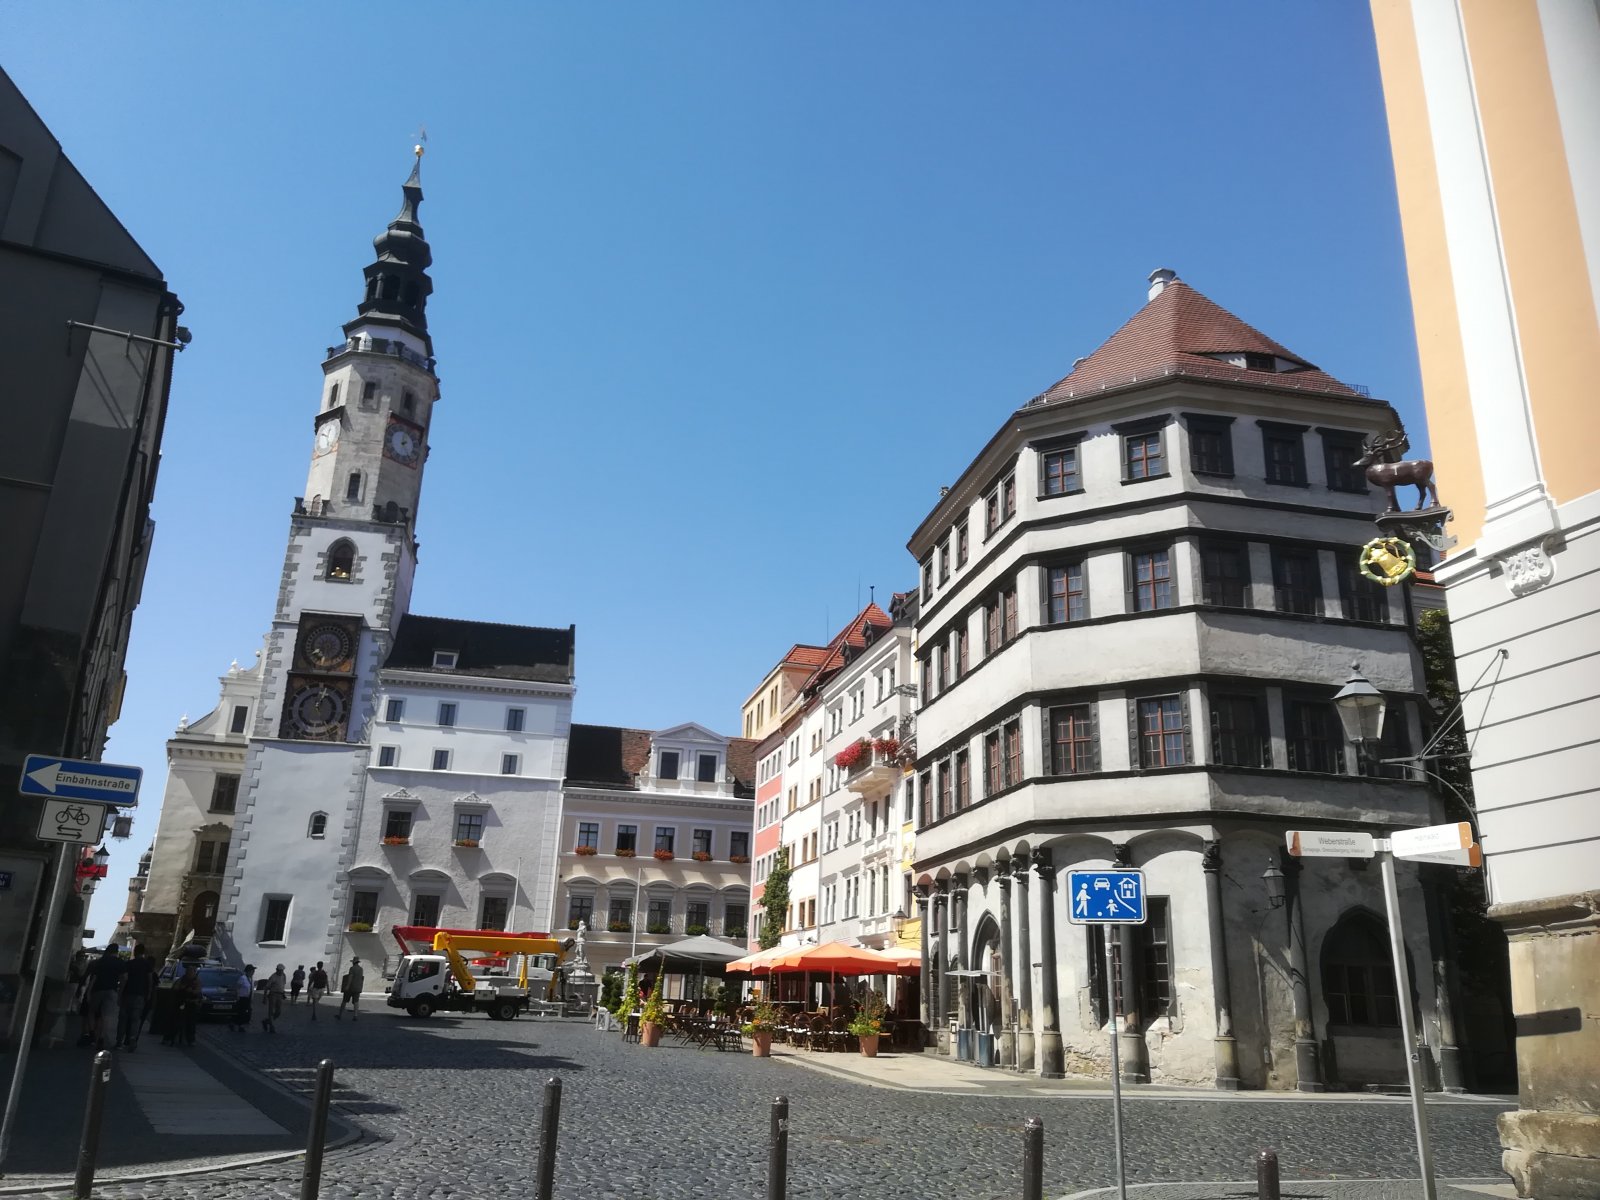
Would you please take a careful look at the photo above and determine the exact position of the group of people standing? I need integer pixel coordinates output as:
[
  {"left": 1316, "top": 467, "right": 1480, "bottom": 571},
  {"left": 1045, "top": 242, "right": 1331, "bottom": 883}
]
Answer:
[
  {"left": 75, "top": 942, "right": 155, "bottom": 1051},
  {"left": 75, "top": 946, "right": 372, "bottom": 1049}
]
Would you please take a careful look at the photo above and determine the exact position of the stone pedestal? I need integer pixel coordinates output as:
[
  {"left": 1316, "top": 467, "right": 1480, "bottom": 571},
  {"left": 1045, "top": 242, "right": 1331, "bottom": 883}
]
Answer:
[{"left": 1495, "top": 891, "right": 1600, "bottom": 1199}]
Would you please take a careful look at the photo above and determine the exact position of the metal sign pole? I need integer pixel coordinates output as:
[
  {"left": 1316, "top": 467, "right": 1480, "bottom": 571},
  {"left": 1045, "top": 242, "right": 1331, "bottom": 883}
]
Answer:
[
  {"left": 1104, "top": 932, "right": 1127, "bottom": 1200},
  {"left": 1378, "top": 847, "right": 1438, "bottom": 1200},
  {"left": 0, "top": 843, "right": 74, "bottom": 1173}
]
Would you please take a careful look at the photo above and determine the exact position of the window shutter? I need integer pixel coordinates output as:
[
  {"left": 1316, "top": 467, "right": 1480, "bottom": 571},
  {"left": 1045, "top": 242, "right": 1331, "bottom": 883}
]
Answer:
[
  {"left": 1128, "top": 698, "right": 1142, "bottom": 770},
  {"left": 1088, "top": 700, "right": 1102, "bottom": 773},
  {"left": 1041, "top": 708, "right": 1054, "bottom": 777},
  {"left": 1180, "top": 689, "right": 1193, "bottom": 765}
]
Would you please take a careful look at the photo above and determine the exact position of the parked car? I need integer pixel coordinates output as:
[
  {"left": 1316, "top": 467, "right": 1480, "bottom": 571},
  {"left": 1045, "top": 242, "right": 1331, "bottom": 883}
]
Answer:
[{"left": 158, "top": 960, "right": 244, "bottom": 1020}]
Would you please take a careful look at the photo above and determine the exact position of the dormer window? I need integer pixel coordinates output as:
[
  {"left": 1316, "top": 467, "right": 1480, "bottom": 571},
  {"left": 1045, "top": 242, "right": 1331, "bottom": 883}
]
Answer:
[
  {"left": 433, "top": 650, "right": 458, "bottom": 669},
  {"left": 327, "top": 540, "right": 355, "bottom": 581},
  {"left": 660, "top": 750, "right": 680, "bottom": 780},
  {"left": 697, "top": 753, "right": 718, "bottom": 783},
  {"left": 1242, "top": 352, "right": 1275, "bottom": 371}
]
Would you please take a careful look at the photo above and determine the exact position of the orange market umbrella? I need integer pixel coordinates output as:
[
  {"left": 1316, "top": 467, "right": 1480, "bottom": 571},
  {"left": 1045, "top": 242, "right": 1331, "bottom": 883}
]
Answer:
[
  {"left": 725, "top": 945, "right": 790, "bottom": 974},
  {"left": 767, "top": 941, "right": 905, "bottom": 974}
]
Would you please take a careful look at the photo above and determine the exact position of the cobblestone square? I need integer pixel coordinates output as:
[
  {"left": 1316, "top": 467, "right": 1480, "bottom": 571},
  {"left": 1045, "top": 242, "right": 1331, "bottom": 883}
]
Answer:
[{"left": 77, "top": 1005, "right": 1510, "bottom": 1200}]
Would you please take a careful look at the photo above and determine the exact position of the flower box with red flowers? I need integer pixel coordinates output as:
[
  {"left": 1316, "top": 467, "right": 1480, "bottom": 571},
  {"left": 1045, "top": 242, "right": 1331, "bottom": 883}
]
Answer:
[
  {"left": 381, "top": 836, "right": 410, "bottom": 846},
  {"left": 653, "top": 849, "right": 675, "bottom": 862},
  {"left": 834, "top": 739, "right": 870, "bottom": 770},
  {"left": 691, "top": 851, "right": 712, "bottom": 862},
  {"left": 614, "top": 847, "right": 636, "bottom": 857},
  {"left": 729, "top": 854, "right": 751, "bottom": 865},
  {"left": 872, "top": 737, "right": 900, "bottom": 760},
  {"left": 453, "top": 839, "right": 480, "bottom": 849},
  {"left": 574, "top": 845, "right": 598, "bottom": 856}
]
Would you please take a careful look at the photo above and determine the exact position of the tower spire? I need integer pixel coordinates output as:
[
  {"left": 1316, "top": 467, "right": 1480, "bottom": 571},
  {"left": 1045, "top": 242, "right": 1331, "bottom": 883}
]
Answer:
[{"left": 345, "top": 148, "right": 435, "bottom": 353}]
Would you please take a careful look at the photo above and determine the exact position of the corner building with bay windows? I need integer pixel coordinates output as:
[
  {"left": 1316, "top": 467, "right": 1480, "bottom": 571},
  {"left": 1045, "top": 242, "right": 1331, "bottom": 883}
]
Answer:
[{"left": 908, "top": 270, "right": 1448, "bottom": 1090}]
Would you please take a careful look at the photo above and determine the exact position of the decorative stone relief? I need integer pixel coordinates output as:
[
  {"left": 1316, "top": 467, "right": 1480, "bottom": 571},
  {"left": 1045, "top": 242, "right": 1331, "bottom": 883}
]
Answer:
[{"left": 1498, "top": 539, "right": 1557, "bottom": 597}]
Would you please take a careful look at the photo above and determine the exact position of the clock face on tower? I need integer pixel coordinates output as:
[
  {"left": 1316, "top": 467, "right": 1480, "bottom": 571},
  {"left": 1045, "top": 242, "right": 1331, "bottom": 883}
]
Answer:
[
  {"left": 313, "top": 419, "right": 341, "bottom": 457},
  {"left": 287, "top": 682, "right": 349, "bottom": 739},
  {"left": 304, "top": 623, "right": 355, "bottom": 671},
  {"left": 384, "top": 418, "right": 422, "bottom": 467}
]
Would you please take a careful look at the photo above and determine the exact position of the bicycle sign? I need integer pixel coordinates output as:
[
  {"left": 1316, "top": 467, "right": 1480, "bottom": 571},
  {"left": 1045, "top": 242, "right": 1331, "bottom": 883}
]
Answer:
[
  {"left": 36, "top": 799, "right": 107, "bottom": 844},
  {"left": 1065, "top": 869, "right": 1147, "bottom": 924}
]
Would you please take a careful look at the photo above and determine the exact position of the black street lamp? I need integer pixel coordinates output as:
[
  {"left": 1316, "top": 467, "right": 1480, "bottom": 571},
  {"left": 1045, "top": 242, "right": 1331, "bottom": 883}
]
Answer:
[
  {"left": 1262, "top": 864, "right": 1287, "bottom": 909},
  {"left": 1332, "top": 661, "right": 1387, "bottom": 748}
]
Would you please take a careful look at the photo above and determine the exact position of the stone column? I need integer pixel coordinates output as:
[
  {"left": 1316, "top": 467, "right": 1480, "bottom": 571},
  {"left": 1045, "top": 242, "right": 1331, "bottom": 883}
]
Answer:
[
  {"left": 1012, "top": 857, "right": 1035, "bottom": 1072},
  {"left": 997, "top": 869, "right": 1016, "bottom": 1070},
  {"left": 952, "top": 871, "right": 969, "bottom": 1051},
  {"left": 1421, "top": 865, "right": 1466, "bottom": 1093},
  {"left": 932, "top": 881, "right": 949, "bottom": 1055},
  {"left": 1113, "top": 843, "right": 1150, "bottom": 1083},
  {"left": 915, "top": 885, "right": 931, "bottom": 1042},
  {"left": 1032, "top": 848, "right": 1065, "bottom": 1079},
  {"left": 1283, "top": 854, "right": 1325, "bottom": 1092},
  {"left": 1202, "top": 839, "right": 1242, "bottom": 1090}
]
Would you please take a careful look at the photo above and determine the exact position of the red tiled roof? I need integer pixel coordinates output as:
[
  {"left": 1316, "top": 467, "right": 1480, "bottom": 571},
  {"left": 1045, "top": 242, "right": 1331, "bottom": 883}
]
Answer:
[
  {"left": 796, "top": 603, "right": 893, "bottom": 695},
  {"left": 1038, "top": 278, "right": 1361, "bottom": 403},
  {"left": 782, "top": 645, "right": 831, "bottom": 668}
]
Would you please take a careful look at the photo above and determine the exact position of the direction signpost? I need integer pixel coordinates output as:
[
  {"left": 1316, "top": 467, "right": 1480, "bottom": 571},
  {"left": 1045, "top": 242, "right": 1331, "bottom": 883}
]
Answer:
[
  {"left": 1067, "top": 868, "right": 1146, "bottom": 1200},
  {"left": 1285, "top": 822, "right": 1484, "bottom": 1200},
  {"left": 1, "top": 756, "right": 142, "bottom": 1175}
]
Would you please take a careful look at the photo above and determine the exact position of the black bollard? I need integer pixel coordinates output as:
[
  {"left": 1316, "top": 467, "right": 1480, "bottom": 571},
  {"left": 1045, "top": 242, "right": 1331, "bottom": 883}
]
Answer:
[
  {"left": 73, "top": 1051, "right": 113, "bottom": 1200},
  {"left": 1256, "top": 1148, "right": 1281, "bottom": 1200},
  {"left": 536, "top": 1077, "right": 562, "bottom": 1200},
  {"left": 299, "top": 1059, "right": 335, "bottom": 1200},
  {"left": 1021, "top": 1117, "right": 1043, "bottom": 1200},
  {"left": 767, "top": 1095, "right": 789, "bottom": 1200}
]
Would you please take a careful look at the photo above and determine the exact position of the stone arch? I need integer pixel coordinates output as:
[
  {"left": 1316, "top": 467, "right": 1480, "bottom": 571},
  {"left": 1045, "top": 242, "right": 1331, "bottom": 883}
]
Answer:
[{"left": 326, "top": 539, "right": 356, "bottom": 581}]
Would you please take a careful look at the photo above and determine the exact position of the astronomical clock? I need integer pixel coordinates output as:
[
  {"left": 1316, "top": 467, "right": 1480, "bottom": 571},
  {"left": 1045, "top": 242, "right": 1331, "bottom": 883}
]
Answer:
[{"left": 278, "top": 613, "right": 361, "bottom": 741}]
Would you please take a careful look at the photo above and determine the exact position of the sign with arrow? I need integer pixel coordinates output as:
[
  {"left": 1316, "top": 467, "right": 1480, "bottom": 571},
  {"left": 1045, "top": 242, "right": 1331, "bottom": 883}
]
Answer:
[
  {"left": 18, "top": 755, "right": 141, "bottom": 808},
  {"left": 36, "top": 799, "right": 107, "bottom": 844}
]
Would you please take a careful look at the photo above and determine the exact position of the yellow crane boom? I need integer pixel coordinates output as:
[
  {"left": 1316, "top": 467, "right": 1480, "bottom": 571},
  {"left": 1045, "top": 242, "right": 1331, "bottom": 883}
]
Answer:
[{"left": 431, "top": 931, "right": 569, "bottom": 995}]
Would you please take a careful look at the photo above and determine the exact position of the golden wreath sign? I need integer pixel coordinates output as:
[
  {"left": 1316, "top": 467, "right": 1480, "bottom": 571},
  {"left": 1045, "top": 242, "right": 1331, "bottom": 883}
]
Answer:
[{"left": 1358, "top": 536, "right": 1417, "bottom": 586}]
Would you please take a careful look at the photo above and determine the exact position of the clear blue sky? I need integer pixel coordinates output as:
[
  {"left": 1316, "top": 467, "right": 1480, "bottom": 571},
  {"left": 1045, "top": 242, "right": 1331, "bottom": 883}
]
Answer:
[{"left": 5, "top": 3, "right": 1423, "bottom": 938}]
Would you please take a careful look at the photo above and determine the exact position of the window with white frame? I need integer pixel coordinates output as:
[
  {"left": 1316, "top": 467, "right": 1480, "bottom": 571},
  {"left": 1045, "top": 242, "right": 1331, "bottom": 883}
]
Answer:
[
  {"left": 505, "top": 707, "right": 525, "bottom": 732},
  {"left": 377, "top": 745, "right": 398, "bottom": 767},
  {"left": 432, "top": 748, "right": 451, "bottom": 771},
  {"left": 385, "top": 697, "right": 405, "bottom": 722},
  {"left": 437, "top": 701, "right": 457, "bottom": 727},
  {"left": 500, "top": 753, "right": 519, "bottom": 775}
]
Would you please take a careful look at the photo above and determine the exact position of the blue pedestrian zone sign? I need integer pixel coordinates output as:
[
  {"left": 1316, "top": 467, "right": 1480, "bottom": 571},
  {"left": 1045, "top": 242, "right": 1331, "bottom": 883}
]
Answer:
[{"left": 1066, "top": 869, "right": 1147, "bottom": 925}]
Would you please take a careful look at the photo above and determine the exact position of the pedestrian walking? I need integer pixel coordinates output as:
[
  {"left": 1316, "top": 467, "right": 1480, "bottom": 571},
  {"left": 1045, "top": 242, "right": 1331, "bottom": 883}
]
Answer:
[
  {"left": 263, "top": 964, "right": 287, "bottom": 1033},
  {"left": 173, "top": 960, "right": 202, "bottom": 1047},
  {"left": 117, "top": 943, "right": 155, "bottom": 1051},
  {"left": 290, "top": 965, "right": 305, "bottom": 1004},
  {"left": 229, "top": 964, "right": 256, "bottom": 1032},
  {"left": 307, "top": 962, "right": 328, "bottom": 1021},
  {"left": 336, "top": 958, "right": 364, "bottom": 1020},
  {"left": 85, "top": 944, "right": 125, "bottom": 1052}
]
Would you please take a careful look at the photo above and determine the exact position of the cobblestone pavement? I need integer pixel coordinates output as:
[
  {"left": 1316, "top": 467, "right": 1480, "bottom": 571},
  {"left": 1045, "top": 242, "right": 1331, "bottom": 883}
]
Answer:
[{"left": 69, "top": 1005, "right": 1510, "bottom": 1200}]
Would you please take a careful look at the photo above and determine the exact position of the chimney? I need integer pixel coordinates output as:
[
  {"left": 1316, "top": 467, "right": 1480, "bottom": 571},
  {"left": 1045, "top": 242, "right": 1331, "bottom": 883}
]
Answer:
[{"left": 1147, "top": 267, "right": 1177, "bottom": 301}]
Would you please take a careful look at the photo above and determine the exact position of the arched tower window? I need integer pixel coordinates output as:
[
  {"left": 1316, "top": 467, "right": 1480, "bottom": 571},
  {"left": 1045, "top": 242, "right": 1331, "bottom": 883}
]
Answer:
[
  {"left": 345, "top": 472, "right": 362, "bottom": 502},
  {"left": 327, "top": 539, "right": 355, "bottom": 581},
  {"left": 1322, "top": 912, "right": 1401, "bottom": 1027},
  {"left": 308, "top": 812, "right": 328, "bottom": 839},
  {"left": 381, "top": 275, "right": 399, "bottom": 301}
]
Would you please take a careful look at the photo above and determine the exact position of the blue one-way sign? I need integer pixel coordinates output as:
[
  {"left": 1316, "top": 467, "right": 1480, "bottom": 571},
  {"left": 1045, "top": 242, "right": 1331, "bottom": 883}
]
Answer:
[
  {"left": 18, "top": 755, "right": 142, "bottom": 808},
  {"left": 1066, "top": 869, "right": 1147, "bottom": 924}
]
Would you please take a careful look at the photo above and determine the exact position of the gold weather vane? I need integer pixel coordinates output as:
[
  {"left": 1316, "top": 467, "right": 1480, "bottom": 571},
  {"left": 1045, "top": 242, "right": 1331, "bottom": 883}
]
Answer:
[{"left": 414, "top": 123, "right": 427, "bottom": 159}]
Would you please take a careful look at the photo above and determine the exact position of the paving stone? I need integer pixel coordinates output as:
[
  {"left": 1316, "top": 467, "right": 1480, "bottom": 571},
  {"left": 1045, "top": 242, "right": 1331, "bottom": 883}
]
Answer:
[{"left": 76, "top": 1003, "right": 1510, "bottom": 1200}]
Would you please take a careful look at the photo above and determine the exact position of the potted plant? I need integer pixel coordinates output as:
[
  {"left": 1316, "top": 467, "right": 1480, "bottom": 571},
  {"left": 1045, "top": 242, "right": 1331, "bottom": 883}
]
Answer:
[
  {"left": 872, "top": 736, "right": 900, "bottom": 760},
  {"left": 607, "top": 919, "right": 631, "bottom": 933},
  {"left": 729, "top": 854, "right": 751, "bottom": 864},
  {"left": 381, "top": 835, "right": 409, "bottom": 846},
  {"left": 646, "top": 922, "right": 670, "bottom": 935},
  {"left": 574, "top": 845, "right": 597, "bottom": 856},
  {"left": 691, "top": 850, "right": 712, "bottom": 862},
  {"left": 685, "top": 923, "right": 708, "bottom": 937},
  {"left": 453, "top": 838, "right": 480, "bottom": 849},
  {"left": 346, "top": 921, "right": 373, "bottom": 933},
  {"left": 653, "top": 848, "right": 675, "bottom": 862},
  {"left": 639, "top": 973, "right": 666, "bottom": 1048},
  {"left": 742, "top": 997, "right": 779, "bottom": 1057},
  {"left": 848, "top": 988, "right": 888, "bottom": 1057},
  {"left": 615, "top": 847, "right": 636, "bottom": 858}
]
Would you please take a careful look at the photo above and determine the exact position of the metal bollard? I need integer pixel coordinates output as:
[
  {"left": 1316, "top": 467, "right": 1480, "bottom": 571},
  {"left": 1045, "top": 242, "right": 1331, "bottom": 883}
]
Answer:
[
  {"left": 73, "top": 1051, "right": 113, "bottom": 1200},
  {"left": 299, "top": 1059, "right": 335, "bottom": 1200},
  {"left": 1256, "top": 1148, "right": 1281, "bottom": 1200},
  {"left": 536, "top": 1077, "right": 562, "bottom": 1200},
  {"left": 1021, "top": 1117, "right": 1044, "bottom": 1200},
  {"left": 767, "top": 1095, "right": 789, "bottom": 1200}
]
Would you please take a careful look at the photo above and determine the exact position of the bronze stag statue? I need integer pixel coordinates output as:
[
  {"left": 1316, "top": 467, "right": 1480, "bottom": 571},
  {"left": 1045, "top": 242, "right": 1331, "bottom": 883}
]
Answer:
[{"left": 1356, "top": 429, "right": 1439, "bottom": 513}]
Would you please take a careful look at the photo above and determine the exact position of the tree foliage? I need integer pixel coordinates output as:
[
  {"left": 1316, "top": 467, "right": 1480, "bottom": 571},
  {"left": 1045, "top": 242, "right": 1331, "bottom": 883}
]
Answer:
[
  {"left": 1415, "top": 608, "right": 1474, "bottom": 810},
  {"left": 757, "top": 844, "right": 791, "bottom": 950}
]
